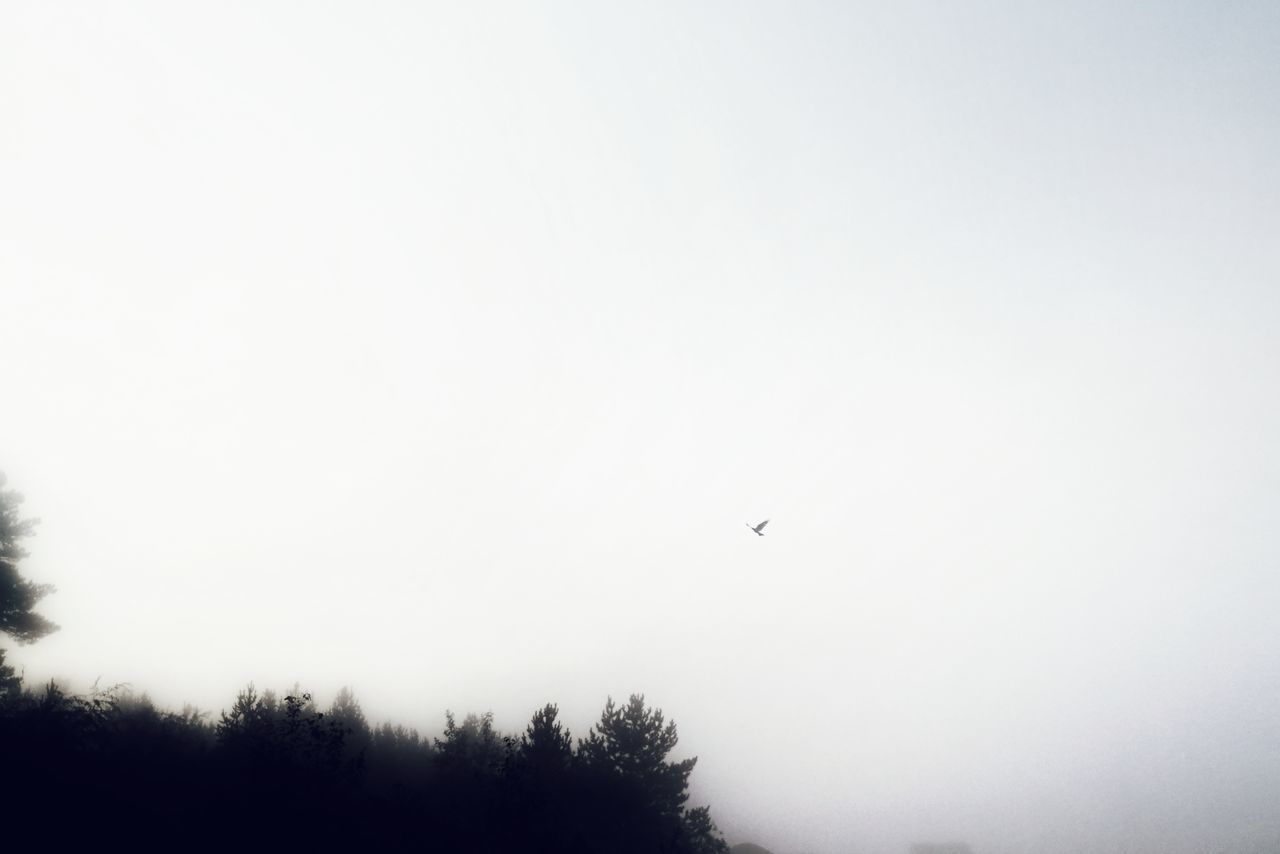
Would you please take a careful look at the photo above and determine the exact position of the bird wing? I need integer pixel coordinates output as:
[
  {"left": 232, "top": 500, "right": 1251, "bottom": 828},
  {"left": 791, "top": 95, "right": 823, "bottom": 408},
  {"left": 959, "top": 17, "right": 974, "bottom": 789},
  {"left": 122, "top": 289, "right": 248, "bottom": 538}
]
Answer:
[{"left": 755, "top": 519, "right": 770, "bottom": 531}]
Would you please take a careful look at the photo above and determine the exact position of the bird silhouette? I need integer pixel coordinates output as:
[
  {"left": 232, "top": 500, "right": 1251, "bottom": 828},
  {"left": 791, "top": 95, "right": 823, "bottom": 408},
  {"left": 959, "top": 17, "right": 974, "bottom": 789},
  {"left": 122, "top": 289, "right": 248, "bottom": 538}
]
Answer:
[{"left": 746, "top": 519, "right": 769, "bottom": 536}]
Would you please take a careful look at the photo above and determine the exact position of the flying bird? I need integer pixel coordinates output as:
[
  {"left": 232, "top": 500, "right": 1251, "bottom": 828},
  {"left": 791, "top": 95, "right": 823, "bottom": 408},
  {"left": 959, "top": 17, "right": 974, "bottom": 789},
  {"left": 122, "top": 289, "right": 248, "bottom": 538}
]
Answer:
[{"left": 746, "top": 519, "right": 769, "bottom": 536}]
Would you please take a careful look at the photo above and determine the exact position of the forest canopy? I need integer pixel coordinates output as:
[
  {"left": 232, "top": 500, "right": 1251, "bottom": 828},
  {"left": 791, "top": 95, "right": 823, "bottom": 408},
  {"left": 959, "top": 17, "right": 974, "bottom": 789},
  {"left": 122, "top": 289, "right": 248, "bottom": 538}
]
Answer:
[
  {"left": 1, "top": 677, "right": 729, "bottom": 852},
  {"left": 0, "top": 469, "right": 729, "bottom": 851}
]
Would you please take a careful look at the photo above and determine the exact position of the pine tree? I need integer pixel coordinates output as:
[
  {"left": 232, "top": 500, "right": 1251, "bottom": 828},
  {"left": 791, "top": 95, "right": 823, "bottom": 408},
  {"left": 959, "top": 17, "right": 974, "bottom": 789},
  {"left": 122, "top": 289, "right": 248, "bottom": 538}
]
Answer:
[
  {"left": 0, "top": 647, "right": 23, "bottom": 699},
  {"left": 578, "top": 694, "right": 697, "bottom": 819},
  {"left": 519, "top": 702, "right": 573, "bottom": 773},
  {"left": 329, "top": 686, "right": 371, "bottom": 741},
  {"left": 0, "top": 472, "right": 57, "bottom": 645}
]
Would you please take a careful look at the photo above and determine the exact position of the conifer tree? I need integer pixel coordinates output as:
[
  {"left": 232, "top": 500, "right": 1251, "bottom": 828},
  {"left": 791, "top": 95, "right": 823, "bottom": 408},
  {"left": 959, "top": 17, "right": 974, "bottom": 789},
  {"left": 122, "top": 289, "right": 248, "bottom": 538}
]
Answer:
[
  {"left": 579, "top": 693, "right": 697, "bottom": 818},
  {"left": 0, "top": 472, "right": 57, "bottom": 646}
]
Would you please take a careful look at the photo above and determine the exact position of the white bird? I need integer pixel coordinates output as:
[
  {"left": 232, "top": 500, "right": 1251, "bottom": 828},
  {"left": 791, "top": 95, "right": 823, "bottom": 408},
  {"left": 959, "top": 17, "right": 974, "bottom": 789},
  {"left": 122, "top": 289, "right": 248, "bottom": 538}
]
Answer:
[{"left": 746, "top": 519, "right": 769, "bottom": 536}]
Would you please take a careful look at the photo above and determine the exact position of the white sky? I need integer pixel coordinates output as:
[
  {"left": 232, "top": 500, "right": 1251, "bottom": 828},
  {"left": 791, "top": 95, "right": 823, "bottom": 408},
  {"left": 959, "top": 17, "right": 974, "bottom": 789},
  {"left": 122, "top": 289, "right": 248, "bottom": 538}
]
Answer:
[{"left": 3, "top": 3, "right": 1279, "bottom": 853}]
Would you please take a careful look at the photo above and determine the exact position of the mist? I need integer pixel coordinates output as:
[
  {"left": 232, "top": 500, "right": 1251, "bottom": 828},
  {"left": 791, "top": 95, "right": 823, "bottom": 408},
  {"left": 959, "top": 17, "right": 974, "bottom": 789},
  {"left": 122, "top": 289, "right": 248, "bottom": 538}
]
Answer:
[{"left": 3, "top": 2, "right": 1278, "bottom": 852}]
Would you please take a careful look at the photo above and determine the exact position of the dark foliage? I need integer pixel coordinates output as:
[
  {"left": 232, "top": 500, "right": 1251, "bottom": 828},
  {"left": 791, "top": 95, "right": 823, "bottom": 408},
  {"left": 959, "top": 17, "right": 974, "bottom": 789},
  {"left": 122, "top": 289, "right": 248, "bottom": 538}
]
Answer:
[
  {"left": 0, "top": 472, "right": 57, "bottom": 645},
  {"left": 0, "top": 677, "right": 729, "bottom": 854},
  {"left": 0, "top": 470, "right": 728, "bottom": 851},
  {"left": 0, "top": 647, "right": 22, "bottom": 698}
]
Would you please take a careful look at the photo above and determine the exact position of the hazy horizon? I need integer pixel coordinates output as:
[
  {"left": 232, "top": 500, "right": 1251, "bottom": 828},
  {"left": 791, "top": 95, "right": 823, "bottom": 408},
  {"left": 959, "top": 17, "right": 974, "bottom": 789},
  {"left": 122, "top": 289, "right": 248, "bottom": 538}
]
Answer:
[{"left": 3, "top": 3, "right": 1278, "bottom": 852}]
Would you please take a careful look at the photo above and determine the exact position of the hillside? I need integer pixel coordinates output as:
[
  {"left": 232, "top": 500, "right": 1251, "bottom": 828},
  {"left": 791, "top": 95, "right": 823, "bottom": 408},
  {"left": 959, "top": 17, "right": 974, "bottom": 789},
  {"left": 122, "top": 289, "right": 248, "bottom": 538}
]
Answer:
[{"left": 730, "top": 844, "right": 777, "bottom": 854}]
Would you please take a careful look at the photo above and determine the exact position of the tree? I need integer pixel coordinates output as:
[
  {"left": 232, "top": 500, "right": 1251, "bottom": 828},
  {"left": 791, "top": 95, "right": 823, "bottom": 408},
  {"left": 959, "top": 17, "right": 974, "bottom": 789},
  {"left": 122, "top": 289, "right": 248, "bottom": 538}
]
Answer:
[
  {"left": 329, "top": 686, "right": 371, "bottom": 741},
  {"left": 0, "top": 648, "right": 22, "bottom": 699},
  {"left": 0, "top": 472, "right": 57, "bottom": 645},
  {"left": 680, "top": 805, "right": 730, "bottom": 854},
  {"left": 329, "top": 685, "right": 372, "bottom": 763},
  {"left": 519, "top": 702, "right": 573, "bottom": 774},
  {"left": 505, "top": 702, "right": 578, "bottom": 850},
  {"left": 216, "top": 682, "right": 353, "bottom": 779},
  {"left": 434, "top": 710, "right": 515, "bottom": 777},
  {"left": 578, "top": 694, "right": 697, "bottom": 819}
]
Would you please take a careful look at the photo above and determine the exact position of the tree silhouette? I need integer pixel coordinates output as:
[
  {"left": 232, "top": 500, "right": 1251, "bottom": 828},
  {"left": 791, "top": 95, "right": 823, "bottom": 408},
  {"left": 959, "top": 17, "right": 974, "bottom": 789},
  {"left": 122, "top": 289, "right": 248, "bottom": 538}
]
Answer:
[
  {"left": 0, "top": 472, "right": 57, "bottom": 646},
  {"left": 0, "top": 648, "right": 21, "bottom": 699},
  {"left": 0, "top": 474, "right": 734, "bottom": 851},
  {"left": 329, "top": 685, "right": 372, "bottom": 754},
  {"left": 682, "top": 805, "right": 730, "bottom": 854},
  {"left": 435, "top": 709, "right": 515, "bottom": 777},
  {"left": 519, "top": 702, "right": 573, "bottom": 774},
  {"left": 2, "top": 679, "right": 733, "bottom": 852},
  {"left": 503, "top": 703, "right": 579, "bottom": 852},
  {"left": 579, "top": 693, "right": 697, "bottom": 818}
]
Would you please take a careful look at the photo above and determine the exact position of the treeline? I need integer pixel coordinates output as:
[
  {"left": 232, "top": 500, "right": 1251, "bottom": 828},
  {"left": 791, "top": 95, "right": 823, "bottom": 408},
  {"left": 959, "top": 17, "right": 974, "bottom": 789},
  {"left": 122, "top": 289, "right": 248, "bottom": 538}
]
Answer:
[
  {"left": 1, "top": 472, "right": 728, "bottom": 850},
  {"left": 0, "top": 676, "right": 729, "bottom": 853}
]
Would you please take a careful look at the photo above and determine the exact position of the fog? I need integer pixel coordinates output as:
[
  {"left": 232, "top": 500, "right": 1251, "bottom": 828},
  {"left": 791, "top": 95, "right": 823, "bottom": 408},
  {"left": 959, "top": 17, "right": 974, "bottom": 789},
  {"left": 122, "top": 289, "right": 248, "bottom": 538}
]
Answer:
[{"left": 3, "top": 2, "right": 1279, "bottom": 852}]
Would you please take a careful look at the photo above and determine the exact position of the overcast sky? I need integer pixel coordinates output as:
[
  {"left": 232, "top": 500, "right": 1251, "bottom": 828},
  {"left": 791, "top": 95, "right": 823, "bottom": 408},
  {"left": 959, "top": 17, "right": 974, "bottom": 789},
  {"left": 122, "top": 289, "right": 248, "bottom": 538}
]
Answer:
[{"left": 3, "top": 2, "right": 1279, "bottom": 853}]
